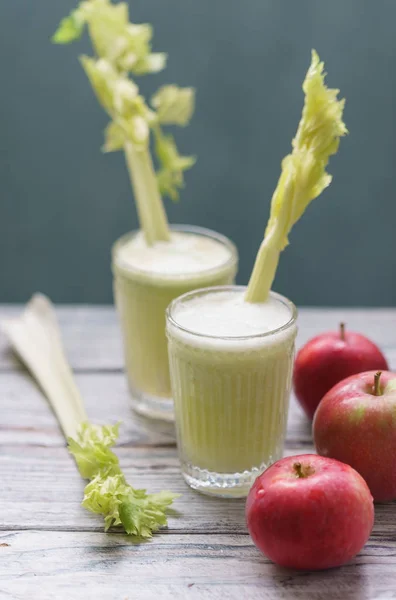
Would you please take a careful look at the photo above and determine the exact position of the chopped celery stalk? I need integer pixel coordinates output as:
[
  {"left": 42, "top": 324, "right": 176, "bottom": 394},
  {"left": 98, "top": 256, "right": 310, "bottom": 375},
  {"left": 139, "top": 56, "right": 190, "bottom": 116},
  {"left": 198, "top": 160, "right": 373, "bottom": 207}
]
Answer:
[
  {"left": 53, "top": 0, "right": 196, "bottom": 243},
  {"left": 2, "top": 295, "right": 179, "bottom": 538},
  {"left": 245, "top": 50, "right": 347, "bottom": 303}
]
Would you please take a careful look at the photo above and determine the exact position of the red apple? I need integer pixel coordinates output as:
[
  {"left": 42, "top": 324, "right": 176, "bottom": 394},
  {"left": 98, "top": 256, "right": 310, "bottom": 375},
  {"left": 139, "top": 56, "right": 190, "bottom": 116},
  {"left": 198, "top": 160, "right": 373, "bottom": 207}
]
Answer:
[
  {"left": 314, "top": 370, "right": 396, "bottom": 502},
  {"left": 293, "top": 323, "right": 388, "bottom": 419},
  {"left": 246, "top": 454, "right": 374, "bottom": 570}
]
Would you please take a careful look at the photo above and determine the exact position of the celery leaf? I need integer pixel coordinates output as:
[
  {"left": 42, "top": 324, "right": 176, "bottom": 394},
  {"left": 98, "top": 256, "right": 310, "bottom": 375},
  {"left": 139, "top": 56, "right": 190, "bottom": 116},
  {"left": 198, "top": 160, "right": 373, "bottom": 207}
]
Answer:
[
  {"left": 68, "top": 422, "right": 179, "bottom": 538},
  {"left": 265, "top": 49, "right": 347, "bottom": 250},
  {"left": 68, "top": 422, "right": 120, "bottom": 479},
  {"left": 52, "top": 4, "right": 91, "bottom": 44},
  {"left": 154, "top": 128, "right": 196, "bottom": 201},
  {"left": 151, "top": 85, "right": 195, "bottom": 126},
  {"left": 246, "top": 50, "right": 347, "bottom": 302}
]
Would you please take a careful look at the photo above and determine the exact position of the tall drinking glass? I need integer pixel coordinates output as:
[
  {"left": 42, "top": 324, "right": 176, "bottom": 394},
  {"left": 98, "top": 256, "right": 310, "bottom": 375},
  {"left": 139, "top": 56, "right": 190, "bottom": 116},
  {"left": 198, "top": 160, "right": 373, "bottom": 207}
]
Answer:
[
  {"left": 167, "top": 286, "right": 297, "bottom": 497},
  {"left": 112, "top": 226, "right": 238, "bottom": 422}
]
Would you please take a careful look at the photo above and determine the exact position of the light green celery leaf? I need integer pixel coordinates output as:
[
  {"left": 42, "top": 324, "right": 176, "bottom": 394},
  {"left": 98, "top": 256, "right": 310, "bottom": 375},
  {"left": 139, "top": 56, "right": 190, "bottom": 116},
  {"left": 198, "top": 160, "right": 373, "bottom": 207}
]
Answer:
[
  {"left": 88, "top": 3, "right": 137, "bottom": 65},
  {"left": 148, "top": 490, "right": 180, "bottom": 510},
  {"left": 53, "top": 0, "right": 165, "bottom": 74},
  {"left": 103, "top": 115, "right": 152, "bottom": 152},
  {"left": 156, "top": 170, "right": 182, "bottom": 202},
  {"left": 52, "top": 2, "right": 92, "bottom": 44},
  {"left": 103, "top": 114, "right": 150, "bottom": 151},
  {"left": 151, "top": 85, "right": 195, "bottom": 126},
  {"left": 82, "top": 471, "right": 127, "bottom": 530},
  {"left": 119, "top": 489, "right": 179, "bottom": 538},
  {"left": 68, "top": 422, "right": 120, "bottom": 479},
  {"left": 82, "top": 469, "right": 179, "bottom": 537},
  {"left": 264, "top": 49, "right": 347, "bottom": 250},
  {"left": 103, "top": 121, "right": 125, "bottom": 152},
  {"left": 123, "top": 115, "right": 150, "bottom": 146},
  {"left": 80, "top": 56, "right": 152, "bottom": 147},
  {"left": 77, "top": 422, "right": 119, "bottom": 447},
  {"left": 52, "top": 14, "right": 85, "bottom": 44},
  {"left": 83, "top": 0, "right": 165, "bottom": 76},
  {"left": 133, "top": 53, "right": 167, "bottom": 75},
  {"left": 68, "top": 423, "right": 180, "bottom": 537},
  {"left": 80, "top": 56, "right": 122, "bottom": 114},
  {"left": 154, "top": 128, "right": 196, "bottom": 201}
]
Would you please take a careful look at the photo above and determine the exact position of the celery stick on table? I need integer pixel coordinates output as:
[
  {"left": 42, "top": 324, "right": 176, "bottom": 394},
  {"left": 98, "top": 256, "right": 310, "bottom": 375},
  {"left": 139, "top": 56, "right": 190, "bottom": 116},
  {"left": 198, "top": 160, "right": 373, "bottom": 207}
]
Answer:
[{"left": 2, "top": 294, "right": 178, "bottom": 538}]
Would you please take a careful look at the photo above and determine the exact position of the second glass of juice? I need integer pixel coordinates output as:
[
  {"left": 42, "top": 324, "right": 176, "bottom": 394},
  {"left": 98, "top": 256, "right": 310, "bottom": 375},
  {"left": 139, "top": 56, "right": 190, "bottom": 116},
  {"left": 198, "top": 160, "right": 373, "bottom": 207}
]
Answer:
[
  {"left": 112, "top": 226, "right": 238, "bottom": 421},
  {"left": 166, "top": 285, "right": 297, "bottom": 497}
]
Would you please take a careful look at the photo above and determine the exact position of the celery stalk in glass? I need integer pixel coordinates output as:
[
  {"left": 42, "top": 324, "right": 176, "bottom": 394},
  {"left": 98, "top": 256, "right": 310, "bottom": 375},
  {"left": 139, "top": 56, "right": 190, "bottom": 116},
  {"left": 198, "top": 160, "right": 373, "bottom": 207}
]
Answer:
[
  {"left": 52, "top": 1, "right": 238, "bottom": 421},
  {"left": 245, "top": 50, "right": 347, "bottom": 302},
  {"left": 166, "top": 51, "right": 347, "bottom": 497},
  {"left": 53, "top": 0, "right": 196, "bottom": 244}
]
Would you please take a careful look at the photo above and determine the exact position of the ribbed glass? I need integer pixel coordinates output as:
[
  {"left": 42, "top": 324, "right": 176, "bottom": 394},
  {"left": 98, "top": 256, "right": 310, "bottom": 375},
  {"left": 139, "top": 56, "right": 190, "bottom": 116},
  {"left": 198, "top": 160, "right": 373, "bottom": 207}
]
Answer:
[
  {"left": 166, "top": 287, "right": 297, "bottom": 497},
  {"left": 112, "top": 226, "right": 238, "bottom": 421}
]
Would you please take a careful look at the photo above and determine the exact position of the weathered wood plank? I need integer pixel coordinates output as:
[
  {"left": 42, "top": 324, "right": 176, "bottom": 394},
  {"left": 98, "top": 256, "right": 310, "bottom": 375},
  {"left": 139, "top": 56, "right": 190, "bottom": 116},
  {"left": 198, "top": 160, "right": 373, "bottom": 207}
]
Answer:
[
  {"left": 0, "top": 444, "right": 315, "bottom": 533},
  {"left": 0, "top": 305, "right": 123, "bottom": 372},
  {"left": 1, "top": 305, "right": 395, "bottom": 371},
  {"left": 0, "top": 306, "right": 396, "bottom": 599},
  {"left": 0, "top": 530, "right": 394, "bottom": 600},
  {"left": 0, "top": 371, "right": 310, "bottom": 447},
  {"left": 1, "top": 442, "right": 395, "bottom": 538},
  {"left": 0, "top": 371, "right": 176, "bottom": 447}
]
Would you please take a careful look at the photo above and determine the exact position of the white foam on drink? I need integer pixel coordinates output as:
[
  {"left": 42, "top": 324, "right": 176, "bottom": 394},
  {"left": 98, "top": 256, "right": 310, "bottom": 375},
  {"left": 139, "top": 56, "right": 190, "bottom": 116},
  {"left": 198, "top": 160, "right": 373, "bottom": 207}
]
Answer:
[
  {"left": 173, "top": 290, "right": 292, "bottom": 336},
  {"left": 116, "top": 231, "right": 233, "bottom": 277},
  {"left": 168, "top": 289, "right": 296, "bottom": 351}
]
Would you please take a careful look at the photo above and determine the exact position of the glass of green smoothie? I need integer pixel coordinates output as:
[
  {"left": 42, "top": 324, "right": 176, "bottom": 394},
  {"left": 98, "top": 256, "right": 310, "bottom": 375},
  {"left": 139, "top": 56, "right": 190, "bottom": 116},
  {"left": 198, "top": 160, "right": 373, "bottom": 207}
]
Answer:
[
  {"left": 167, "top": 285, "right": 297, "bottom": 497},
  {"left": 113, "top": 226, "right": 237, "bottom": 420},
  {"left": 166, "top": 51, "right": 347, "bottom": 496}
]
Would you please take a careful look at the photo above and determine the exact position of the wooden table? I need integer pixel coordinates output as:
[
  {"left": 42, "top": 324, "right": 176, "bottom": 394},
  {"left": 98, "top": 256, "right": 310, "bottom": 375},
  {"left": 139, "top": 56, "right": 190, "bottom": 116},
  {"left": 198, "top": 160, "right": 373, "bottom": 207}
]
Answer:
[{"left": 0, "top": 306, "right": 395, "bottom": 600}]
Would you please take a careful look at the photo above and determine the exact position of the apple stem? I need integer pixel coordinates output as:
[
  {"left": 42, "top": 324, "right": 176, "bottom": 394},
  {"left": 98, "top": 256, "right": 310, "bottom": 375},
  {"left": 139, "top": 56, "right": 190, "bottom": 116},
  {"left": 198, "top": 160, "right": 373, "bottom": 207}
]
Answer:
[
  {"left": 293, "top": 462, "right": 315, "bottom": 478},
  {"left": 340, "top": 322, "right": 345, "bottom": 341},
  {"left": 374, "top": 371, "right": 382, "bottom": 396}
]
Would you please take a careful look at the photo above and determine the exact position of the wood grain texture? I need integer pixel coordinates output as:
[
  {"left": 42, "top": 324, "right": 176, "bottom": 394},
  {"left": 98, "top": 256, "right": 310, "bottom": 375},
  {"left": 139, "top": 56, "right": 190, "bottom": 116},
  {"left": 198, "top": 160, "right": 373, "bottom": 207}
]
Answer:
[
  {"left": 1, "top": 305, "right": 396, "bottom": 599},
  {"left": 1, "top": 439, "right": 395, "bottom": 536},
  {"left": 0, "top": 443, "right": 318, "bottom": 534},
  {"left": 0, "top": 370, "right": 310, "bottom": 447},
  {"left": 0, "top": 371, "right": 176, "bottom": 447},
  {"left": 0, "top": 305, "right": 123, "bottom": 372},
  {"left": 0, "top": 530, "right": 394, "bottom": 600}
]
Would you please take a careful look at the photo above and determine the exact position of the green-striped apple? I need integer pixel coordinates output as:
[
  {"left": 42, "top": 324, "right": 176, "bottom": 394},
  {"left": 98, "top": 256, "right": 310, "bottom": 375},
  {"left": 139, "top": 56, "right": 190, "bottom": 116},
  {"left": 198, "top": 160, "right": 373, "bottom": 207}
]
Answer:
[{"left": 314, "top": 370, "right": 396, "bottom": 502}]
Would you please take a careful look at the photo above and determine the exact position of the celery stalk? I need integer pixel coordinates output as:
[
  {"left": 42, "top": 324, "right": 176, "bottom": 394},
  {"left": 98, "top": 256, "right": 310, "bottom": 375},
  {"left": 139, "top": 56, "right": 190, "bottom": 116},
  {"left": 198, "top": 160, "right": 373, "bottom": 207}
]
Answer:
[
  {"left": 2, "top": 295, "right": 178, "bottom": 538},
  {"left": 2, "top": 295, "right": 87, "bottom": 438},
  {"left": 53, "top": 0, "right": 195, "bottom": 245},
  {"left": 124, "top": 142, "right": 170, "bottom": 244},
  {"left": 245, "top": 50, "right": 347, "bottom": 303}
]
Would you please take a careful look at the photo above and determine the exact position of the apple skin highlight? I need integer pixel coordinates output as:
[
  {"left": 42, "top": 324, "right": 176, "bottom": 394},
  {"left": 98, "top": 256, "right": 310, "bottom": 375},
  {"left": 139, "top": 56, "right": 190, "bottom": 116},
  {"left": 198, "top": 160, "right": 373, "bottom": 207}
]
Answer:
[
  {"left": 314, "top": 370, "right": 396, "bottom": 502},
  {"left": 293, "top": 326, "right": 388, "bottom": 419},
  {"left": 246, "top": 454, "right": 374, "bottom": 570}
]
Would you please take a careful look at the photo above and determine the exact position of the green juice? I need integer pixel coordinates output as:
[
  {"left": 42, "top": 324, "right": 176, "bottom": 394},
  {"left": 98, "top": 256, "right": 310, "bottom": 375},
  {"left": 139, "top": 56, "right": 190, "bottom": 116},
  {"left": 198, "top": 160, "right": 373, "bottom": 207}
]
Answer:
[
  {"left": 112, "top": 226, "right": 238, "bottom": 421},
  {"left": 167, "top": 287, "right": 297, "bottom": 496}
]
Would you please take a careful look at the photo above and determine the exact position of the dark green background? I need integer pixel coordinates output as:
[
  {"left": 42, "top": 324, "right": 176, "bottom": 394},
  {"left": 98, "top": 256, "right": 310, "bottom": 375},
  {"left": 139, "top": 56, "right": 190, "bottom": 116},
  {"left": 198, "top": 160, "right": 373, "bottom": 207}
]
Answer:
[{"left": 1, "top": 0, "right": 395, "bottom": 305}]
